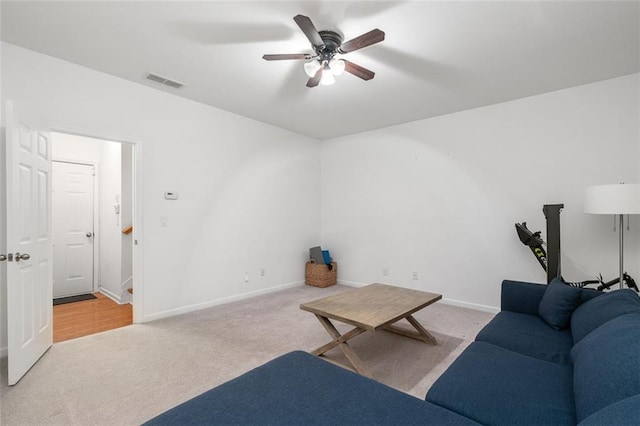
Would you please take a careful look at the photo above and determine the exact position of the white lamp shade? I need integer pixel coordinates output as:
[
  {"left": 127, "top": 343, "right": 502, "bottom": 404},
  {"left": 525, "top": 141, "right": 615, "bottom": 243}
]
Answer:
[{"left": 584, "top": 183, "right": 640, "bottom": 214}]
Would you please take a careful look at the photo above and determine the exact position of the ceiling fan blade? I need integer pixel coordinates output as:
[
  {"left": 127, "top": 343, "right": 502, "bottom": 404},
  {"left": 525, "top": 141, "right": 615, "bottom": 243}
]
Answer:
[
  {"left": 306, "top": 67, "right": 322, "bottom": 88},
  {"left": 262, "top": 54, "right": 309, "bottom": 61},
  {"left": 344, "top": 60, "right": 375, "bottom": 81},
  {"left": 339, "top": 29, "right": 385, "bottom": 53},
  {"left": 294, "top": 14, "right": 325, "bottom": 49}
]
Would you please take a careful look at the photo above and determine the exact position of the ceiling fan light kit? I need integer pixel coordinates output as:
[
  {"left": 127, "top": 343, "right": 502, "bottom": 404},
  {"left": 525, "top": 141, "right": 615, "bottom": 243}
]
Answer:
[
  {"left": 329, "top": 58, "right": 345, "bottom": 76},
  {"left": 304, "top": 59, "right": 321, "bottom": 77},
  {"left": 263, "top": 14, "right": 384, "bottom": 88},
  {"left": 320, "top": 66, "right": 336, "bottom": 86}
]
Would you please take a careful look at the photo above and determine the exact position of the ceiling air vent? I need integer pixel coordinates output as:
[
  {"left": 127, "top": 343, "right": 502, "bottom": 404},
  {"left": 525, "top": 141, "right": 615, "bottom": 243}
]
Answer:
[{"left": 144, "top": 72, "right": 186, "bottom": 89}]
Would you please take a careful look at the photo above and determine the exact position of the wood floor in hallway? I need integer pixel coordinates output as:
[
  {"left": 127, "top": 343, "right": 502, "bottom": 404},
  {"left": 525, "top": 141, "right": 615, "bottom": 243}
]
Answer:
[{"left": 53, "top": 292, "right": 132, "bottom": 343}]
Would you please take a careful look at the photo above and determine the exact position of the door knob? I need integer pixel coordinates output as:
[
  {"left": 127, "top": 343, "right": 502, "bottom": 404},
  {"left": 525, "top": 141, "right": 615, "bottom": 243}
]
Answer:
[
  {"left": 86, "top": 232, "right": 93, "bottom": 238},
  {"left": 0, "top": 254, "right": 6, "bottom": 262},
  {"left": 14, "top": 253, "right": 30, "bottom": 262}
]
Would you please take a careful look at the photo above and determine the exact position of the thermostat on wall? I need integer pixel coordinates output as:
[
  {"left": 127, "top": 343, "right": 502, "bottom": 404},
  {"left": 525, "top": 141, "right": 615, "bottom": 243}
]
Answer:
[{"left": 164, "top": 191, "right": 179, "bottom": 200}]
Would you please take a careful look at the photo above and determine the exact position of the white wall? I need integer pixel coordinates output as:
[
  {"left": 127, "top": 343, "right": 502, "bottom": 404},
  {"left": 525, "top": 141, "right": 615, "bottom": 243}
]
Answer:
[
  {"left": 0, "top": 41, "right": 321, "bottom": 354},
  {"left": 99, "top": 141, "right": 123, "bottom": 301},
  {"left": 121, "top": 145, "right": 133, "bottom": 303},
  {"left": 321, "top": 74, "right": 640, "bottom": 311},
  {"left": 52, "top": 133, "right": 103, "bottom": 163}
]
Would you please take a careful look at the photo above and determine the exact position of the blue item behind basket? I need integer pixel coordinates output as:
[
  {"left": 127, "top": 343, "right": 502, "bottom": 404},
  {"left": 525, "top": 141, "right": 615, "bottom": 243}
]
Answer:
[
  {"left": 322, "top": 250, "right": 334, "bottom": 271},
  {"left": 322, "top": 250, "right": 332, "bottom": 264}
]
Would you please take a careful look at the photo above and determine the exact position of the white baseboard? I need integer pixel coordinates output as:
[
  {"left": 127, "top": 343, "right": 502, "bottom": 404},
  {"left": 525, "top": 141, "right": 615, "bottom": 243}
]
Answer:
[
  {"left": 98, "top": 286, "right": 122, "bottom": 304},
  {"left": 121, "top": 276, "right": 133, "bottom": 292},
  {"left": 142, "top": 281, "right": 305, "bottom": 323},
  {"left": 440, "top": 298, "right": 499, "bottom": 314},
  {"left": 338, "top": 280, "right": 499, "bottom": 314},
  {"left": 336, "top": 280, "right": 365, "bottom": 288}
]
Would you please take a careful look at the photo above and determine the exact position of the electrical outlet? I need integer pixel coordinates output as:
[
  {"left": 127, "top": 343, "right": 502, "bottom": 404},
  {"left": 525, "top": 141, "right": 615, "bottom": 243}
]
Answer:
[
  {"left": 382, "top": 267, "right": 389, "bottom": 277},
  {"left": 412, "top": 271, "right": 419, "bottom": 280},
  {"left": 244, "top": 273, "right": 249, "bottom": 283},
  {"left": 260, "top": 268, "right": 265, "bottom": 277},
  {"left": 160, "top": 216, "right": 168, "bottom": 227}
]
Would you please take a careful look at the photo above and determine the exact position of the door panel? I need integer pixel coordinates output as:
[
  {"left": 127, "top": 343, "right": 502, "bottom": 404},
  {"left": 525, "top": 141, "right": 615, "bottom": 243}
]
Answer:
[
  {"left": 6, "top": 101, "right": 53, "bottom": 385},
  {"left": 52, "top": 161, "right": 94, "bottom": 298},
  {"left": 19, "top": 265, "right": 34, "bottom": 346}
]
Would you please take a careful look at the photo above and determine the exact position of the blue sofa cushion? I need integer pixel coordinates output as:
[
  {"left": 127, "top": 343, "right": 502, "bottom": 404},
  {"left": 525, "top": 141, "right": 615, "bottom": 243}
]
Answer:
[
  {"left": 476, "top": 311, "right": 573, "bottom": 364},
  {"left": 538, "top": 279, "right": 582, "bottom": 330},
  {"left": 426, "top": 342, "right": 575, "bottom": 425},
  {"left": 571, "top": 313, "right": 640, "bottom": 423},
  {"left": 144, "top": 351, "right": 479, "bottom": 426},
  {"left": 501, "top": 280, "right": 547, "bottom": 315},
  {"left": 577, "top": 394, "right": 640, "bottom": 426},
  {"left": 579, "top": 287, "right": 602, "bottom": 304},
  {"left": 571, "top": 289, "right": 640, "bottom": 343}
]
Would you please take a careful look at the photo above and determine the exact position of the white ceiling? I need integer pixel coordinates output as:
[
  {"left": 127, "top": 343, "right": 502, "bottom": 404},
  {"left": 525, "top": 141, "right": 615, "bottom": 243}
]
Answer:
[{"left": 2, "top": 1, "right": 638, "bottom": 140}]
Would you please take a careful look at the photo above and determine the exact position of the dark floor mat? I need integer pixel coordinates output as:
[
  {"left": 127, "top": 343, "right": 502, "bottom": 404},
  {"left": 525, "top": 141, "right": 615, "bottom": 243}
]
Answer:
[{"left": 53, "top": 293, "right": 97, "bottom": 306}]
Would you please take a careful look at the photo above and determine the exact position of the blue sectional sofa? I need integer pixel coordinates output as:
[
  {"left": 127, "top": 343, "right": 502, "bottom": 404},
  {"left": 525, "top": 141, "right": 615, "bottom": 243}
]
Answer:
[{"left": 145, "top": 280, "right": 640, "bottom": 425}]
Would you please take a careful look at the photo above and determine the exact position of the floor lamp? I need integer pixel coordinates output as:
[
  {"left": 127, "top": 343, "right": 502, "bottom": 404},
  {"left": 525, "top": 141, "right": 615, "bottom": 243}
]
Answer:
[{"left": 585, "top": 183, "right": 640, "bottom": 289}]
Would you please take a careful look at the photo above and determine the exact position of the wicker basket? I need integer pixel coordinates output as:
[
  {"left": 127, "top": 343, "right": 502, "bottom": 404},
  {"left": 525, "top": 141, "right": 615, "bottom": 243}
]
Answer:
[{"left": 305, "top": 261, "right": 337, "bottom": 288}]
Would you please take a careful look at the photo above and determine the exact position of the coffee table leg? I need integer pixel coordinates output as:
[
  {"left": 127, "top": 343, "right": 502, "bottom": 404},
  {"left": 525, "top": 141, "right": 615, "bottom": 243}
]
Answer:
[
  {"left": 382, "top": 314, "right": 438, "bottom": 345},
  {"left": 312, "top": 314, "right": 370, "bottom": 377},
  {"left": 406, "top": 315, "right": 438, "bottom": 344}
]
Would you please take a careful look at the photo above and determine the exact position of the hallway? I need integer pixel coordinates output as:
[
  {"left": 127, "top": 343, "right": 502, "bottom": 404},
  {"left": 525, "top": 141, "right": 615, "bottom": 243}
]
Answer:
[{"left": 53, "top": 293, "right": 132, "bottom": 343}]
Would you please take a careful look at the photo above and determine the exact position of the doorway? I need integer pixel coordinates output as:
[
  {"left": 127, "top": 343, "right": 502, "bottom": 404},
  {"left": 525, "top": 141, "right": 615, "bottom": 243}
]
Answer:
[{"left": 51, "top": 132, "right": 134, "bottom": 342}]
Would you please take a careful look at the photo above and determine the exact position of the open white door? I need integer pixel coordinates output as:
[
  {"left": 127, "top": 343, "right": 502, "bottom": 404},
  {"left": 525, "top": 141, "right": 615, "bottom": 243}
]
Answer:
[{"left": 5, "top": 101, "right": 53, "bottom": 385}]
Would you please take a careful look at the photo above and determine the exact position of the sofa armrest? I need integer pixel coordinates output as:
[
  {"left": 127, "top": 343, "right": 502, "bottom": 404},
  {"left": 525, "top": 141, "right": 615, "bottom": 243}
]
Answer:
[{"left": 501, "top": 280, "right": 546, "bottom": 315}]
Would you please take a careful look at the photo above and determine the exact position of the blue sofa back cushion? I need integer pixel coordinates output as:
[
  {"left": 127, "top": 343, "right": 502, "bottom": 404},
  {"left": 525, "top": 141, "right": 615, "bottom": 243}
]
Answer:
[
  {"left": 538, "top": 279, "right": 582, "bottom": 330},
  {"left": 475, "top": 311, "right": 573, "bottom": 364},
  {"left": 579, "top": 287, "right": 602, "bottom": 304},
  {"left": 571, "top": 313, "right": 640, "bottom": 423},
  {"left": 501, "top": 280, "right": 547, "bottom": 315},
  {"left": 571, "top": 289, "right": 640, "bottom": 343}
]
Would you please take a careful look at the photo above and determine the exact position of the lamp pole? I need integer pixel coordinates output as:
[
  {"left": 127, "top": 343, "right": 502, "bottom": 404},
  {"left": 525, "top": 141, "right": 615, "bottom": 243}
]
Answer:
[{"left": 618, "top": 214, "right": 624, "bottom": 289}]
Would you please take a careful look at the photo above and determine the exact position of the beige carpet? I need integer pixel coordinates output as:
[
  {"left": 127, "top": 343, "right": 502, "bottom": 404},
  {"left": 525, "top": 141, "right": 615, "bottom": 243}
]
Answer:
[{"left": 0, "top": 284, "right": 494, "bottom": 425}]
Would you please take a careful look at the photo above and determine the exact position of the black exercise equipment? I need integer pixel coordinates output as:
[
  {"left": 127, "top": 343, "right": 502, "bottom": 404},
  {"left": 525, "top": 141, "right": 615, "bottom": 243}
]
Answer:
[
  {"left": 515, "top": 222, "right": 549, "bottom": 275},
  {"left": 515, "top": 204, "right": 638, "bottom": 292}
]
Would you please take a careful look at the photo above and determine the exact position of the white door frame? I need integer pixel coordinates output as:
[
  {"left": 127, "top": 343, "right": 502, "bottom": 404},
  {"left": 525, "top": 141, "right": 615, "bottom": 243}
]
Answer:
[
  {"left": 48, "top": 126, "right": 144, "bottom": 323},
  {"left": 51, "top": 159, "right": 100, "bottom": 295}
]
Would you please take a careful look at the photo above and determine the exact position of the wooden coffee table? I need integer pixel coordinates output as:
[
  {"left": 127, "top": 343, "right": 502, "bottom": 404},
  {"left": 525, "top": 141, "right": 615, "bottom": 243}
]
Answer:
[{"left": 300, "top": 283, "right": 442, "bottom": 377}]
